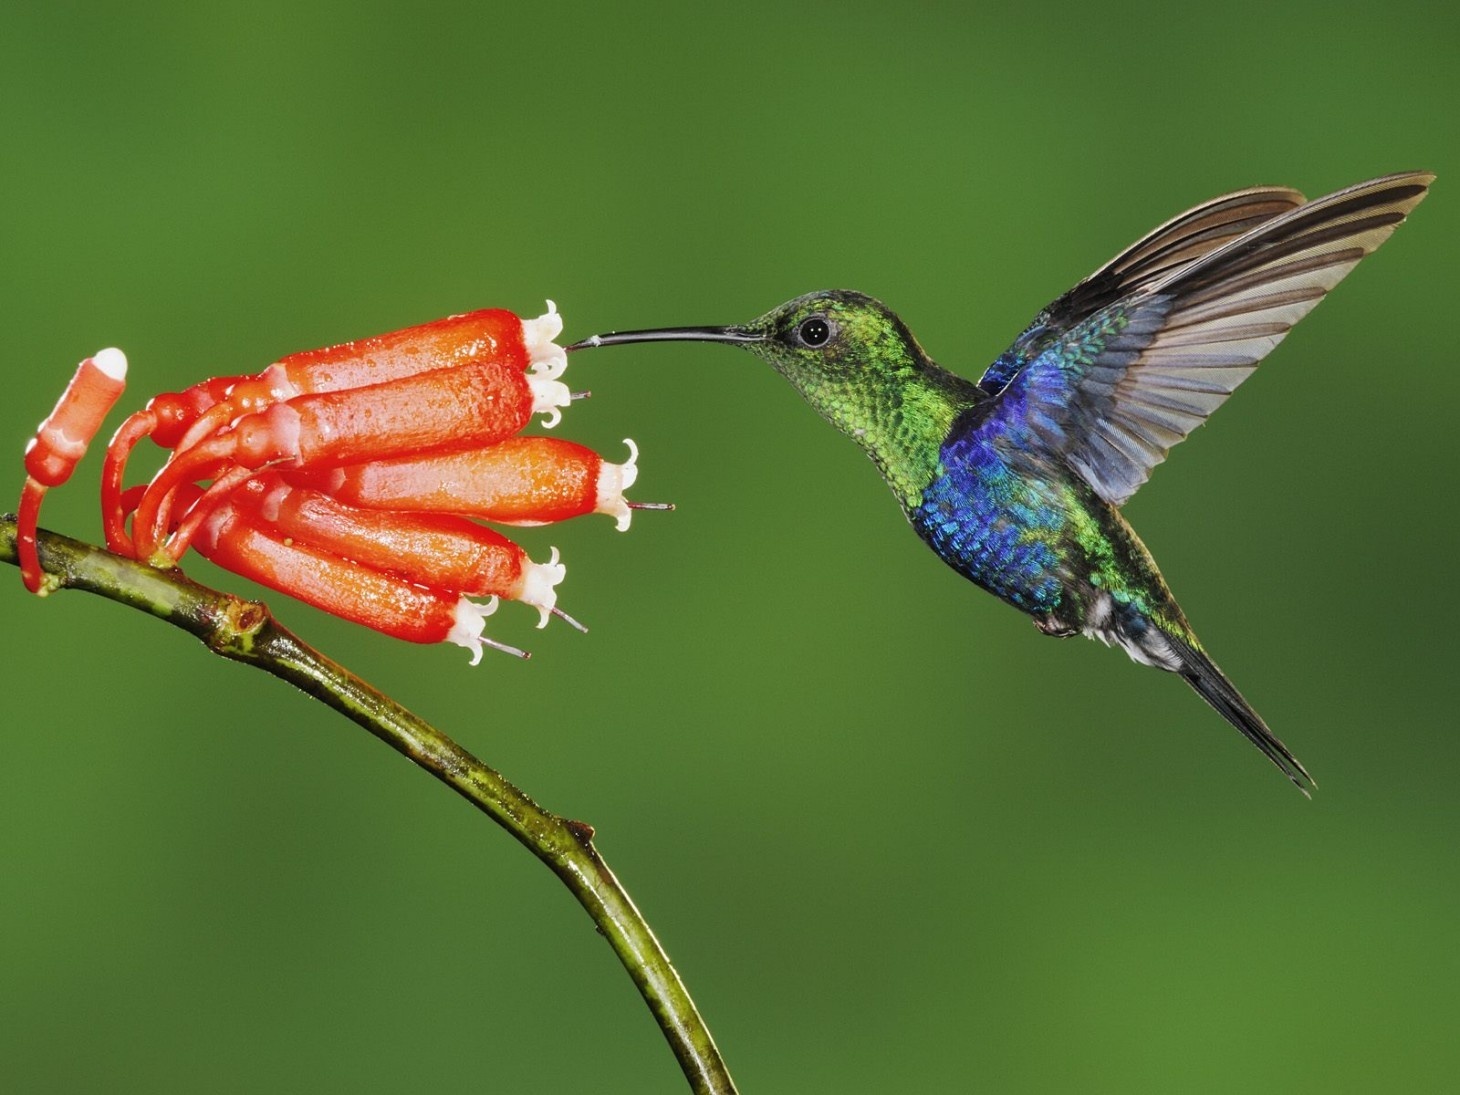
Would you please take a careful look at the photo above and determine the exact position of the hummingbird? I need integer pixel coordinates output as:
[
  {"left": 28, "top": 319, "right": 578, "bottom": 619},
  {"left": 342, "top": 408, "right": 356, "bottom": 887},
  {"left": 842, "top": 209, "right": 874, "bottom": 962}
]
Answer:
[{"left": 569, "top": 172, "right": 1433, "bottom": 793}]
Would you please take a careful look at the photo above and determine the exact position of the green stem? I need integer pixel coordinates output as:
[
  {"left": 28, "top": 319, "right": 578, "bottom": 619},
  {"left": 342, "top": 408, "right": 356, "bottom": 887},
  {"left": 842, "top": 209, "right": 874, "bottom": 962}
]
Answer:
[{"left": 2, "top": 515, "right": 736, "bottom": 1095}]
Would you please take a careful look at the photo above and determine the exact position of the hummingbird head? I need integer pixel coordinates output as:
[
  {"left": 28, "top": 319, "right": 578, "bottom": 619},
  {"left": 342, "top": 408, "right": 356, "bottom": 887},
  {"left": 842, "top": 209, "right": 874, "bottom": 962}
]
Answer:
[
  {"left": 738, "top": 289, "right": 930, "bottom": 395},
  {"left": 568, "top": 290, "right": 940, "bottom": 435},
  {"left": 568, "top": 290, "right": 972, "bottom": 504}
]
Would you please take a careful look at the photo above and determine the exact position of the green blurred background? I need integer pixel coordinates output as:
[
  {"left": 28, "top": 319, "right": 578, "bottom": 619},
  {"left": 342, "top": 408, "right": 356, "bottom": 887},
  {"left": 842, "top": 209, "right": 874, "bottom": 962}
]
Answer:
[{"left": 2, "top": 3, "right": 1455, "bottom": 1091}]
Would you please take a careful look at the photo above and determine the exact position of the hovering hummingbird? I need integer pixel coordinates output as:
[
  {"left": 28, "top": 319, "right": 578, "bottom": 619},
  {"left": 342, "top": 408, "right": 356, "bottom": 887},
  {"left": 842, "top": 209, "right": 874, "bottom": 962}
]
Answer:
[{"left": 569, "top": 172, "right": 1433, "bottom": 792}]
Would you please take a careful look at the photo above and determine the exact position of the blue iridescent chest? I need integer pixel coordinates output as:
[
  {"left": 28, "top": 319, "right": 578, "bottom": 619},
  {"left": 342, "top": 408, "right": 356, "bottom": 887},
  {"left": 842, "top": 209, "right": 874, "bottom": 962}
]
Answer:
[{"left": 910, "top": 405, "right": 1069, "bottom": 614}]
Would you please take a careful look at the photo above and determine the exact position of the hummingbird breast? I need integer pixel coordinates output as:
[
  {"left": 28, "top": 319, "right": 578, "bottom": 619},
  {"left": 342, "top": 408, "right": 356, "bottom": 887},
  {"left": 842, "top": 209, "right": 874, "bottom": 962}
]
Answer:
[
  {"left": 910, "top": 408, "right": 1076, "bottom": 618},
  {"left": 908, "top": 403, "right": 1189, "bottom": 667}
]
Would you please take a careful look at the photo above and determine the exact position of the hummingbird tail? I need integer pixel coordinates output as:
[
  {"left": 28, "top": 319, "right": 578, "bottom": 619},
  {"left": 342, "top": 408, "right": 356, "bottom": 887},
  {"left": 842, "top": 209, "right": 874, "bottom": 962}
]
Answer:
[{"left": 1168, "top": 636, "right": 1316, "bottom": 796}]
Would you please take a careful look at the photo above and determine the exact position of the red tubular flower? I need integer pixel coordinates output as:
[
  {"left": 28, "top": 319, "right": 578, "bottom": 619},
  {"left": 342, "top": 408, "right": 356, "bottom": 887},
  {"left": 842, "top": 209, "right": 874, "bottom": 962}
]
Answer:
[
  {"left": 21, "top": 303, "right": 662, "bottom": 661},
  {"left": 101, "top": 305, "right": 569, "bottom": 555},
  {"left": 228, "top": 474, "right": 566, "bottom": 626},
  {"left": 18, "top": 348, "right": 128, "bottom": 592},
  {"left": 287, "top": 436, "right": 642, "bottom": 530},
  {"left": 190, "top": 494, "right": 525, "bottom": 662},
  {"left": 131, "top": 348, "right": 570, "bottom": 562}
]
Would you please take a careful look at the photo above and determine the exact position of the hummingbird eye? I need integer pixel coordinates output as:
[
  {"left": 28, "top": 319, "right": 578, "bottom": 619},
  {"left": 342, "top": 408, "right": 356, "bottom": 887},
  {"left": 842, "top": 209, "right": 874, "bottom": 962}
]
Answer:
[{"left": 795, "top": 316, "right": 833, "bottom": 348}]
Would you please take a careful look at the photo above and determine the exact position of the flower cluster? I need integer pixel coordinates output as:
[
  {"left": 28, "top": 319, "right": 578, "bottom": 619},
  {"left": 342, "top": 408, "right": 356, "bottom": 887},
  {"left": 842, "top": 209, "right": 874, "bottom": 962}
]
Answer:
[{"left": 19, "top": 305, "right": 651, "bottom": 662}]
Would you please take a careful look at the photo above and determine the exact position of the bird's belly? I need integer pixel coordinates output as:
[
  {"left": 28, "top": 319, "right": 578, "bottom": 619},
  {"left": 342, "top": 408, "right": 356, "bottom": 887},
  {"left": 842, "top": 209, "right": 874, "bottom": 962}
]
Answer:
[{"left": 912, "top": 463, "right": 1070, "bottom": 616}]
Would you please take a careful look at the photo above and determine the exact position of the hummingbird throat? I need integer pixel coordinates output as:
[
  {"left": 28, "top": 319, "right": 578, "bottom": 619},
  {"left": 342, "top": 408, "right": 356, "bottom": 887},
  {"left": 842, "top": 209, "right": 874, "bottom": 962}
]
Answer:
[{"left": 774, "top": 360, "right": 969, "bottom": 508}]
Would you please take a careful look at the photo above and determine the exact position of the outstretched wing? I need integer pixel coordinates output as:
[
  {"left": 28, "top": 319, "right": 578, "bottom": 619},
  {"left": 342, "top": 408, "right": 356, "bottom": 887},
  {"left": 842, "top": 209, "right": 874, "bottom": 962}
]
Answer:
[
  {"left": 985, "top": 172, "right": 1433, "bottom": 507},
  {"left": 978, "top": 184, "right": 1307, "bottom": 395}
]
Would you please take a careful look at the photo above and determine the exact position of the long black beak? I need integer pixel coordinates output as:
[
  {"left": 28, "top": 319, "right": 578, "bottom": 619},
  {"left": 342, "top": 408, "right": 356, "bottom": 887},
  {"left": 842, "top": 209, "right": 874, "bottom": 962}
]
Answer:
[{"left": 566, "top": 326, "right": 763, "bottom": 352}]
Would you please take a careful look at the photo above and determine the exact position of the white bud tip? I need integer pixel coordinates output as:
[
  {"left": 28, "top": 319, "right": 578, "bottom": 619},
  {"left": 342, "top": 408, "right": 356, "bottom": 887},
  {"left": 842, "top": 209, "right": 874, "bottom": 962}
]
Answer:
[
  {"left": 517, "top": 545, "right": 567, "bottom": 628},
  {"left": 91, "top": 347, "right": 128, "bottom": 381},
  {"left": 447, "top": 597, "right": 522, "bottom": 665},
  {"left": 595, "top": 438, "right": 641, "bottom": 531},
  {"left": 524, "top": 301, "right": 568, "bottom": 382},
  {"left": 529, "top": 373, "right": 572, "bottom": 428}
]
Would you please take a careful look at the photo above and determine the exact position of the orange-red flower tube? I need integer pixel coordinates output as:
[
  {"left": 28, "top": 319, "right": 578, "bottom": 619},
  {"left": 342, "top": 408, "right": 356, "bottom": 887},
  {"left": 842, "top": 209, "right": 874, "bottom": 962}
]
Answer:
[
  {"left": 132, "top": 355, "right": 567, "bottom": 561},
  {"left": 102, "top": 305, "right": 569, "bottom": 553},
  {"left": 220, "top": 474, "right": 566, "bottom": 626},
  {"left": 191, "top": 493, "right": 523, "bottom": 662},
  {"left": 289, "top": 436, "right": 642, "bottom": 530}
]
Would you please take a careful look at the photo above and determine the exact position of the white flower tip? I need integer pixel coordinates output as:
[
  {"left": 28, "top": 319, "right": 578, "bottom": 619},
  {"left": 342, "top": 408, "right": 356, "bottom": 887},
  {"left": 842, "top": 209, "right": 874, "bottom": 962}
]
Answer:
[
  {"left": 447, "top": 597, "right": 524, "bottom": 665},
  {"left": 530, "top": 348, "right": 568, "bottom": 382},
  {"left": 529, "top": 374, "right": 572, "bottom": 427},
  {"left": 524, "top": 301, "right": 568, "bottom": 381},
  {"left": 91, "top": 347, "right": 128, "bottom": 381},
  {"left": 517, "top": 548, "right": 566, "bottom": 629},
  {"left": 596, "top": 439, "right": 641, "bottom": 531},
  {"left": 448, "top": 598, "right": 489, "bottom": 664}
]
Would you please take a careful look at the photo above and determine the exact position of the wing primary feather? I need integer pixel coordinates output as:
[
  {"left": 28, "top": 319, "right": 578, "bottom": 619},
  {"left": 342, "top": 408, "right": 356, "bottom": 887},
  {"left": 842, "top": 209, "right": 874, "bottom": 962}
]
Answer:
[
  {"left": 1086, "top": 187, "right": 1308, "bottom": 290},
  {"left": 982, "top": 173, "right": 1432, "bottom": 507},
  {"left": 1063, "top": 173, "right": 1431, "bottom": 505}
]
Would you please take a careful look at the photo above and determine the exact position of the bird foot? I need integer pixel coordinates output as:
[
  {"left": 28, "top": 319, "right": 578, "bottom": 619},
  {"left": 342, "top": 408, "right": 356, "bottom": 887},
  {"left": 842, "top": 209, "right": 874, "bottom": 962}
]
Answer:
[{"left": 1034, "top": 615, "right": 1078, "bottom": 638}]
